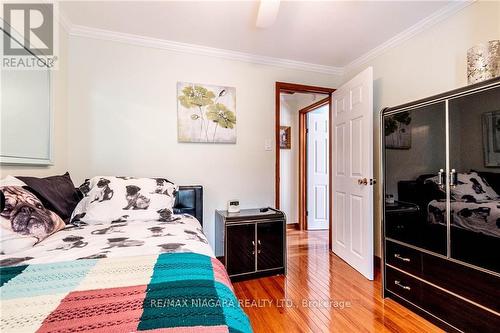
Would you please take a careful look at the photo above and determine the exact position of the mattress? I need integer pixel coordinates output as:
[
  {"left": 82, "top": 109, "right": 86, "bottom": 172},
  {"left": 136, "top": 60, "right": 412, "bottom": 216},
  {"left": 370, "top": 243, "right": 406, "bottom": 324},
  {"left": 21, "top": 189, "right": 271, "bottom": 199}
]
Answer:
[{"left": 0, "top": 214, "right": 212, "bottom": 267}]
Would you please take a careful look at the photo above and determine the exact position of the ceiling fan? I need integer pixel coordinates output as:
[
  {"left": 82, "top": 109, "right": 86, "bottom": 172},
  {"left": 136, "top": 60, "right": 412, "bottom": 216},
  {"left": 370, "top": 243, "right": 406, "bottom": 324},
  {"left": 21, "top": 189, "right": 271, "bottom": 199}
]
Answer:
[{"left": 256, "top": 0, "right": 281, "bottom": 28}]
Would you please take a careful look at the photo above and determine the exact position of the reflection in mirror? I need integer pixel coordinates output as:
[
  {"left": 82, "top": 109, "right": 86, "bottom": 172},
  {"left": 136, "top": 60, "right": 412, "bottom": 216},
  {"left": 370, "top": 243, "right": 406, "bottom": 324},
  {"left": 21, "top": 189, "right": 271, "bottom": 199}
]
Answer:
[
  {"left": 449, "top": 86, "right": 500, "bottom": 273},
  {"left": 384, "top": 102, "right": 447, "bottom": 255}
]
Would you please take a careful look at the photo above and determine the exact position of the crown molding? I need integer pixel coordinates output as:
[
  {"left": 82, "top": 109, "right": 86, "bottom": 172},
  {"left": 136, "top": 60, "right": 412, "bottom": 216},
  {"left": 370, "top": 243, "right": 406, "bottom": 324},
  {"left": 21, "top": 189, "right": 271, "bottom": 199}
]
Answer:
[
  {"left": 69, "top": 24, "right": 344, "bottom": 76},
  {"left": 56, "top": 7, "right": 72, "bottom": 32},
  {"left": 344, "top": 0, "right": 474, "bottom": 73},
  {"left": 61, "top": 0, "right": 474, "bottom": 77}
]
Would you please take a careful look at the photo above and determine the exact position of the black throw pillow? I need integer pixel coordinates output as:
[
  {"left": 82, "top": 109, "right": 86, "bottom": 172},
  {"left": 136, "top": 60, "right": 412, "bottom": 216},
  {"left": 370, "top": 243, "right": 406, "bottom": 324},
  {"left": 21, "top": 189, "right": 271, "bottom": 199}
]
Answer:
[
  {"left": 0, "top": 190, "right": 4, "bottom": 212},
  {"left": 17, "top": 172, "right": 81, "bottom": 223}
]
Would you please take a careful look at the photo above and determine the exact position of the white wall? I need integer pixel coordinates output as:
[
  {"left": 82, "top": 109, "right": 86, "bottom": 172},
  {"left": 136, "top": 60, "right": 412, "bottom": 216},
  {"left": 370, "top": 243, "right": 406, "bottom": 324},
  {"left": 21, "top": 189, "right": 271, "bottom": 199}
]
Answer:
[
  {"left": 279, "top": 96, "right": 298, "bottom": 224},
  {"left": 1, "top": 24, "right": 69, "bottom": 178},
  {"left": 67, "top": 36, "right": 342, "bottom": 249},
  {"left": 343, "top": 1, "right": 500, "bottom": 256}
]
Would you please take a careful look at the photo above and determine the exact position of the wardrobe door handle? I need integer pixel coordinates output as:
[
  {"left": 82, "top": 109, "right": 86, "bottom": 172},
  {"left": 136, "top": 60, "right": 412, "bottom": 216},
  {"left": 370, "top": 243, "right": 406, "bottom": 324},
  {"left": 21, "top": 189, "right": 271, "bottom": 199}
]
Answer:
[
  {"left": 394, "top": 280, "right": 411, "bottom": 291},
  {"left": 450, "top": 168, "right": 457, "bottom": 187},
  {"left": 437, "top": 169, "right": 445, "bottom": 189},
  {"left": 257, "top": 240, "right": 261, "bottom": 254},
  {"left": 394, "top": 253, "right": 411, "bottom": 262},
  {"left": 251, "top": 240, "right": 255, "bottom": 255}
]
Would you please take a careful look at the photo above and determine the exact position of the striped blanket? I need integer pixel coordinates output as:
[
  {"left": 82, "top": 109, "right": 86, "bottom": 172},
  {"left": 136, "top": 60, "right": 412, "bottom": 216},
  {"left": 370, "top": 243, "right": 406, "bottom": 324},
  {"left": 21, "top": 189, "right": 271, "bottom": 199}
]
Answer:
[{"left": 0, "top": 252, "right": 252, "bottom": 333}]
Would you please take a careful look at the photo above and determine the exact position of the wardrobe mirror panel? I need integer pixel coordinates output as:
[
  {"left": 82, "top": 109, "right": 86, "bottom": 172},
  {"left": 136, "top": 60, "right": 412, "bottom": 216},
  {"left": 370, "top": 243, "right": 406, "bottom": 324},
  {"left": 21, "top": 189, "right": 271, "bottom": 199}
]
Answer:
[
  {"left": 383, "top": 101, "right": 447, "bottom": 255},
  {"left": 448, "top": 85, "right": 500, "bottom": 273}
]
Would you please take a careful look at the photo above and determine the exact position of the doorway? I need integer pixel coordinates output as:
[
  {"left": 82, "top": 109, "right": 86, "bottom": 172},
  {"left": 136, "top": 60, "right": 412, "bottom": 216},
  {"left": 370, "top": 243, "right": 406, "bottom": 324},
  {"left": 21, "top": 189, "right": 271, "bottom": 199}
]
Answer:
[
  {"left": 305, "top": 104, "right": 329, "bottom": 230},
  {"left": 275, "top": 82, "right": 335, "bottom": 249},
  {"left": 275, "top": 69, "right": 374, "bottom": 280}
]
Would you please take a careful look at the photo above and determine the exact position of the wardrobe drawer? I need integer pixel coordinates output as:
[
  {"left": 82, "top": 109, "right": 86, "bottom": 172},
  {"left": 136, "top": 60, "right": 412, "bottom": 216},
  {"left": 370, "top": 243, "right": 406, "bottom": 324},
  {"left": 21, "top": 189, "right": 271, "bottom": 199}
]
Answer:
[
  {"left": 419, "top": 278, "right": 500, "bottom": 333},
  {"left": 385, "top": 266, "right": 421, "bottom": 304},
  {"left": 422, "top": 253, "right": 500, "bottom": 313},
  {"left": 386, "top": 241, "right": 422, "bottom": 276}
]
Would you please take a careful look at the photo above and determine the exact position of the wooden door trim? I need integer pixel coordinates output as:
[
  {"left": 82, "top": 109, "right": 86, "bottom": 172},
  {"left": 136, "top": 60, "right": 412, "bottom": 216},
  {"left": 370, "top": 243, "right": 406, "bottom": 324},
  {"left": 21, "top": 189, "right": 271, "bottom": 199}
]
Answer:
[
  {"left": 328, "top": 96, "right": 333, "bottom": 250},
  {"left": 298, "top": 97, "right": 330, "bottom": 231}
]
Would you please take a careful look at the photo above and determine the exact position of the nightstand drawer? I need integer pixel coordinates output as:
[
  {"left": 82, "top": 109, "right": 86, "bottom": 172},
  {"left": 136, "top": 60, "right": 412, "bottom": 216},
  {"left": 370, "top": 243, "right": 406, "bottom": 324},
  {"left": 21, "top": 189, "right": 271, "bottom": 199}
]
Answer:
[{"left": 386, "top": 241, "right": 422, "bottom": 277}]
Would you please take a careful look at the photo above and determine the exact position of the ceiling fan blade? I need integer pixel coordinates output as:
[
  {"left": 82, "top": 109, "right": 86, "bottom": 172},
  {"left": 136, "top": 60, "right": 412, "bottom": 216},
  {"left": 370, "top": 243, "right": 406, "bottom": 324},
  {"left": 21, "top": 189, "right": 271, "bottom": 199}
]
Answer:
[{"left": 256, "top": 0, "right": 281, "bottom": 28}]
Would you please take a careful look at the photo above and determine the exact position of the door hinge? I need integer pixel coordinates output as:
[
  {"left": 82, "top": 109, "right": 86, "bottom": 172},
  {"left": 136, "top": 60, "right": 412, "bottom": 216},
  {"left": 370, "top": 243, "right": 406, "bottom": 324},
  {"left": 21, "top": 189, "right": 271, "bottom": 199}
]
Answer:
[
  {"left": 306, "top": 210, "right": 309, "bottom": 217},
  {"left": 306, "top": 129, "right": 309, "bottom": 134}
]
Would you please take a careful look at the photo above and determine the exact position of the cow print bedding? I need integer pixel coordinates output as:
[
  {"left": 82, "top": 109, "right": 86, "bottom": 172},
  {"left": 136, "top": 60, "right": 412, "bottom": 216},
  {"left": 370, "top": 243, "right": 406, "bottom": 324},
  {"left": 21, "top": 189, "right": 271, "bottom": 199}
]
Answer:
[
  {"left": 71, "top": 176, "right": 178, "bottom": 224},
  {"left": 428, "top": 199, "right": 500, "bottom": 238},
  {"left": 0, "top": 214, "right": 212, "bottom": 267}
]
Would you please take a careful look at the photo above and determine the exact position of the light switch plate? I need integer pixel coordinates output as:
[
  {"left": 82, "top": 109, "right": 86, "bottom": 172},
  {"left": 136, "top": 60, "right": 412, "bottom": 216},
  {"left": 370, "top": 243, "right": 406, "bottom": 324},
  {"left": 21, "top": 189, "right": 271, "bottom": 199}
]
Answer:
[{"left": 264, "top": 139, "right": 272, "bottom": 151}]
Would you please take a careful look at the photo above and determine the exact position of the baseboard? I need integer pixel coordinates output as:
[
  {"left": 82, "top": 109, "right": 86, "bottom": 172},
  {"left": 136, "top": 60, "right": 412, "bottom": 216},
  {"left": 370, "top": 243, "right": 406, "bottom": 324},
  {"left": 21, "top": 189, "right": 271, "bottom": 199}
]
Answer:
[{"left": 286, "top": 223, "right": 300, "bottom": 230}]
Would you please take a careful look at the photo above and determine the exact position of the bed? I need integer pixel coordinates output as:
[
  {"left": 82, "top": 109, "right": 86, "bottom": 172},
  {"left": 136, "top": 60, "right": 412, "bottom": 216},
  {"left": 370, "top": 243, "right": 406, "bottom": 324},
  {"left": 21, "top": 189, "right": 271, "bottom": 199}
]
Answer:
[{"left": 1, "top": 185, "right": 252, "bottom": 333}]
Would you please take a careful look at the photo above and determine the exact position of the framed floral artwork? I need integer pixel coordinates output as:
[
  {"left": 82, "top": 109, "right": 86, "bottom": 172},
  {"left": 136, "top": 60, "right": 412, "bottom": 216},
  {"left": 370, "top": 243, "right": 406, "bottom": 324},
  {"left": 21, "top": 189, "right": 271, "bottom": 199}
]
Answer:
[{"left": 177, "top": 82, "right": 236, "bottom": 143}]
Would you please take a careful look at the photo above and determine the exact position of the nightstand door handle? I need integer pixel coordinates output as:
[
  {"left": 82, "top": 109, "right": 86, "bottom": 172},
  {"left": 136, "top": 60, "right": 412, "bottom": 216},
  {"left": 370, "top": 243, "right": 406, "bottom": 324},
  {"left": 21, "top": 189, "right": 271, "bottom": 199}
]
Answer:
[
  {"left": 394, "top": 280, "right": 411, "bottom": 291},
  {"left": 394, "top": 253, "right": 411, "bottom": 262},
  {"left": 257, "top": 240, "right": 261, "bottom": 254},
  {"left": 251, "top": 240, "right": 255, "bottom": 255}
]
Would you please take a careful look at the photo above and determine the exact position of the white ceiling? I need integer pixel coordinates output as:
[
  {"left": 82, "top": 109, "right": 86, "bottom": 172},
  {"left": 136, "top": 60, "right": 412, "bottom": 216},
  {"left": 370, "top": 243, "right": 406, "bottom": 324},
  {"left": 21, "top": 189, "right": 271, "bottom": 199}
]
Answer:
[{"left": 61, "top": 1, "right": 452, "bottom": 68}]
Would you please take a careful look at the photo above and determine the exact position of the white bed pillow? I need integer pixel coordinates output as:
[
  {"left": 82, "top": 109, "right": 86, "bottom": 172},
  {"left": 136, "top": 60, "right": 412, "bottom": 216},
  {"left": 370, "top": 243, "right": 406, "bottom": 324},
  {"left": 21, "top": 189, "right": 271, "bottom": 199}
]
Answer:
[
  {"left": 451, "top": 171, "right": 499, "bottom": 202},
  {"left": 0, "top": 217, "right": 38, "bottom": 254},
  {"left": 71, "top": 176, "right": 178, "bottom": 223},
  {"left": 424, "top": 171, "right": 499, "bottom": 202},
  {"left": 0, "top": 176, "right": 26, "bottom": 187}
]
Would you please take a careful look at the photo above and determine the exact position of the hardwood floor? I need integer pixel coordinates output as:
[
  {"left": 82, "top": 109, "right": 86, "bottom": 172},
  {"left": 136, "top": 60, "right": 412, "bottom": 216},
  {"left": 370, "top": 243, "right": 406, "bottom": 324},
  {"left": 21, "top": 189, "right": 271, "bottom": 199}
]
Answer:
[{"left": 233, "top": 230, "right": 444, "bottom": 333}]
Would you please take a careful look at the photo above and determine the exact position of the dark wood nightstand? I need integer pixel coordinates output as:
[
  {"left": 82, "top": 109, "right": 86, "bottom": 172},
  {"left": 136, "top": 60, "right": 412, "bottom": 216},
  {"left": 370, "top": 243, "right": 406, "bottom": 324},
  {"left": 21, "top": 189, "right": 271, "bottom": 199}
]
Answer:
[{"left": 215, "top": 208, "right": 286, "bottom": 281}]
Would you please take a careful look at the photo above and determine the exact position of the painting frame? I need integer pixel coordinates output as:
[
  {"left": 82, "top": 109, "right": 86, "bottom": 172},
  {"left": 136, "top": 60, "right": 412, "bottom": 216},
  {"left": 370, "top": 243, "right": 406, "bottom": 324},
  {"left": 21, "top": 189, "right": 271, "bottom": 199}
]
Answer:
[
  {"left": 384, "top": 112, "right": 412, "bottom": 150},
  {"left": 280, "top": 126, "right": 291, "bottom": 149},
  {"left": 177, "top": 82, "right": 236, "bottom": 144},
  {"left": 482, "top": 110, "right": 500, "bottom": 167}
]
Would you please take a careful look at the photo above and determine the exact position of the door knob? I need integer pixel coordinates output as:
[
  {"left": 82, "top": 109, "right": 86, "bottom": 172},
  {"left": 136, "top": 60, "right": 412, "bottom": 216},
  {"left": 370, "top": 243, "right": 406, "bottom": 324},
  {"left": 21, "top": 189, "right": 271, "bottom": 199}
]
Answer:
[{"left": 358, "top": 178, "right": 368, "bottom": 185}]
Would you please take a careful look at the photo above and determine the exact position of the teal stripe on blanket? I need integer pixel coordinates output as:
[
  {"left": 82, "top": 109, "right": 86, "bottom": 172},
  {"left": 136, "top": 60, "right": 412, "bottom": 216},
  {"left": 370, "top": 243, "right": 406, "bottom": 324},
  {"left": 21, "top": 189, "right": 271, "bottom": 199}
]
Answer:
[
  {"left": 214, "top": 281, "right": 252, "bottom": 333},
  {"left": 138, "top": 253, "right": 251, "bottom": 333},
  {"left": 0, "top": 259, "right": 98, "bottom": 299},
  {"left": 149, "top": 252, "right": 216, "bottom": 283},
  {"left": 0, "top": 265, "right": 29, "bottom": 287}
]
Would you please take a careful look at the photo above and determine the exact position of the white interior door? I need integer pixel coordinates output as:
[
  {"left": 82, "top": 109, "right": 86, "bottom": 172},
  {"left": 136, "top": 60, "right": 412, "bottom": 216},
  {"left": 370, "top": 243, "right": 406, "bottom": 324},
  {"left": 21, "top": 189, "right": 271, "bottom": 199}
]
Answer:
[
  {"left": 331, "top": 67, "right": 374, "bottom": 280},
  {"left": 307, "top": 106, "right": 329, "bottom": 230}
]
